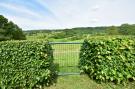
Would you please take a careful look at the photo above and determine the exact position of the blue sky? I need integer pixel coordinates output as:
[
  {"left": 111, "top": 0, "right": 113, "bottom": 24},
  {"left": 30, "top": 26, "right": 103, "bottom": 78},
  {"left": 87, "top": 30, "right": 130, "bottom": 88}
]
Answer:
[{"left": 0, "top": 0, "right": 135, "bottom": 30}]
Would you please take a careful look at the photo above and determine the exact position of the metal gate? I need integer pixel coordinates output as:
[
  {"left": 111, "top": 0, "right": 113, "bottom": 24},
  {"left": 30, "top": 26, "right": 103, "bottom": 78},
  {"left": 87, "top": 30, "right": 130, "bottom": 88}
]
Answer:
[{"left": 50, "top": 42, "right": 82, "bottom": 75}]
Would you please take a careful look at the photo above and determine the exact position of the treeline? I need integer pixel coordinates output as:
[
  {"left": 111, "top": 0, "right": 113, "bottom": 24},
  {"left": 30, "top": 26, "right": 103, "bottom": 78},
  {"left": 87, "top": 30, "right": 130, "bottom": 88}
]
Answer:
[
  {"left": 25, "top": 24, "right": 135, "bottom": 38},
  {"left": 0, "top": 15, "right": 26, "bottom": 41},
  {"left": 25, "top": 27, "right": 106, "bottom": 36},
  {"left": 106, "top": 24, "right": 135, "bottom": 35}
]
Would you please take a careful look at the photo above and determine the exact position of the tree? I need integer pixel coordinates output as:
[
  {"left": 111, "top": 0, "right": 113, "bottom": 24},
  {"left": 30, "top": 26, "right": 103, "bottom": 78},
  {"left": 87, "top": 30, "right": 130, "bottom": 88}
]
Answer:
[
  {"left": 106, "top": 26, "right": 119, "bottom": 35},
  {"left": 0, "top": 15, "right": 8, "bottom": 28},
  {"left": 0, "top": 15, "right": 26, "bottom": 41},
  {"left": 119, "top": 24, "right": 135, "bottom": 35}
]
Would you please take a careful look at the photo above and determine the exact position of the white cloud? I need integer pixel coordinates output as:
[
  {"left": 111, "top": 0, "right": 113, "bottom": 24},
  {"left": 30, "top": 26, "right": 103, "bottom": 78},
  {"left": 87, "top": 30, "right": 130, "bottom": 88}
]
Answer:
[
  {"left": 90, "top": 19, "right": 99, "bottom": 23},
  {"left": 0, "top": 2, "right": 63, "bottom": 30},
  {"left": 36, "top": 1, "right": 102, "bottom": 24},
  {"left": 5, "top": 14, "right": 62, "bottom": 30},
  {"left": 0, "top": 3, "right": 44, "bottom": 19},
  {"left": 1, "top": 0, "right": 135, "bottom": 30},
  {"left": 91, "top": 5, "right": 100, "bottom": 11}
]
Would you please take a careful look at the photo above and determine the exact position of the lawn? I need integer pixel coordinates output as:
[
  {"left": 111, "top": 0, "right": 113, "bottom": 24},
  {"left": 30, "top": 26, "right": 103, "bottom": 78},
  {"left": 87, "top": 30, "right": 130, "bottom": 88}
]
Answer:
[{"left": 45, "top": 75, "right": 135, "bottom": 89}]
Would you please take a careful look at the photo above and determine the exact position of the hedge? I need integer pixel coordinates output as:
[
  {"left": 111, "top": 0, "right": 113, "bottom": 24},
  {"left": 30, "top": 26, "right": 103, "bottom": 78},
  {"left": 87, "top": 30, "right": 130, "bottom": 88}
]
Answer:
[
  {"left": 79, "top": 38, "right": 135, "bottom": 84},
  {"left": 0, "top": 41, "right": 57, "bottom": 89}
]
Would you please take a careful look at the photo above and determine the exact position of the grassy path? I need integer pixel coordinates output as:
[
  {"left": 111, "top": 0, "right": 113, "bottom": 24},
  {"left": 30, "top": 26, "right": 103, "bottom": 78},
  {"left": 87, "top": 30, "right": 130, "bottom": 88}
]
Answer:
[{"left": 45, "top": 75, "right": 135, "bottom": 89}]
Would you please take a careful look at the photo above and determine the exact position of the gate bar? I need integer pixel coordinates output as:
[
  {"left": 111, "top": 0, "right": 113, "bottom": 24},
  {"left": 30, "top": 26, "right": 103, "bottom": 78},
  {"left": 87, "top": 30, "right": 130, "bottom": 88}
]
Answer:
[
  {"left": 49, "top": 42, "right": 83, "bottom": 44},
  {"left": 58, "top": 73, "right": 80, "bottom": 76}
]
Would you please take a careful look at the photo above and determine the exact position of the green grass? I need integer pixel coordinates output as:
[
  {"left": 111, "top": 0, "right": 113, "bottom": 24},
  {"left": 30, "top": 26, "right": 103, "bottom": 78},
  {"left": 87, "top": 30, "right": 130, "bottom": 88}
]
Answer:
[{"left": 45, "top": 75, "right": 135, "bottom": 89}]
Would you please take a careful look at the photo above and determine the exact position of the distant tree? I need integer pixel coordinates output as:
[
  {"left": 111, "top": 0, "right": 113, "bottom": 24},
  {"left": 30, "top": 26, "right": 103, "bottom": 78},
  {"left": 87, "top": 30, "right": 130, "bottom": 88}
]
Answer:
[
  {"left": 0, "top": 15, "right": 26, "bottom": 41},
  {"left": 0, "top": 15, "right": 8, "bottom": 28},
  {"left": 119, "top": 24, "right": 135, "bottom": 35},
  {"left": 106, "top": 26, "right": 119, "bottom": 35}
]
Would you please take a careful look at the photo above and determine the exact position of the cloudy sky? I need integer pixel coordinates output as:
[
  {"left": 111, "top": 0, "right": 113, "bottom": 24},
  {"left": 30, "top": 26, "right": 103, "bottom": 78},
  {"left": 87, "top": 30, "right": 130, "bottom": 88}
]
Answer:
[{"left": 0, "top": 0, "right": 135, "bottom": 30}]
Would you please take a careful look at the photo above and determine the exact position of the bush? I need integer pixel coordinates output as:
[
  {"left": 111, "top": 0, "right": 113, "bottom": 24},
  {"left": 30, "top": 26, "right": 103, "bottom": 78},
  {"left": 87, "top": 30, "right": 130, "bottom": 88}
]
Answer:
[
  {"left": 79, "top": 38, "right": 135, "bottom": 84},
  {"left": 0, "top": 35, "right": 10, "bottom": 41},
  {"left": 0, "top": 41, "right": 57, "bottom": 89}
]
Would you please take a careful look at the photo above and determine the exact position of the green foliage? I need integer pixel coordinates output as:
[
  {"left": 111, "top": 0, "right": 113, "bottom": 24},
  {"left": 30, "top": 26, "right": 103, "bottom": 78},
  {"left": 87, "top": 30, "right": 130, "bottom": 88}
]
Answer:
[
  {"left": 79, "top": 38, "right": 135, "bottom": 84},
  {"left": 0, "top": 15, "right": 8, "bottom": 28},
  {"left": 0, "top": 15, "right": 26, "bottom": 41},
  {"left": 0, "top": 41, "right": 57, "bottom": 89},
  {"left": 0, "top": 29, "right": 10, "bottom": 41},
  {"left": 119, "top": 24, "right": 135, "bottom": 35},
  {"left": 25, "top": 27, "right": 107, "bottom": 38},
  {"left": 65, "top": 35, "right": 83, "bottom": 41},
  {"left": 106, "top": 26, "right": 119, "bottom": 35},
  {"left": 49, "top": 31, "right": 66, "bottom": 39},
  {"left": 24, "top": 23, "right": 135, "bottom": 41}
]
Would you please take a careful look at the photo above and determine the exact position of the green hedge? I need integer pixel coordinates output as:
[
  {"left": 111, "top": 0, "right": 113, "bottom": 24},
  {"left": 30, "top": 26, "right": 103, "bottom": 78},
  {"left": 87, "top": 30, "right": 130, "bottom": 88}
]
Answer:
[
  {"left": 0, "top": 41, "right": 57, "bottom": 89},
  {"left": 79, "top": 38, "right": 135, "bottom": 84}
]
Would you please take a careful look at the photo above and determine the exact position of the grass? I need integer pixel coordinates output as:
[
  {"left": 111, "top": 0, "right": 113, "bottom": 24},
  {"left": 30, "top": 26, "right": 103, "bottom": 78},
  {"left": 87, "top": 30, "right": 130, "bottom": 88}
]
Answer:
[{"left": 45, "top": 75, "right": 135, "bottom": 89}]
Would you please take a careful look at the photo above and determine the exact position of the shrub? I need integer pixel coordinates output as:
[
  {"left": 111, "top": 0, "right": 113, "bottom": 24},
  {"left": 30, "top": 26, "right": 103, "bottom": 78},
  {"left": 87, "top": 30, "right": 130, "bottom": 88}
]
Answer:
[
  {"left": 79, "top": 38, "right": 135, "bottom": 84},
  {"left": 0, "top": 41, "right": 57, "bottom": 89}
]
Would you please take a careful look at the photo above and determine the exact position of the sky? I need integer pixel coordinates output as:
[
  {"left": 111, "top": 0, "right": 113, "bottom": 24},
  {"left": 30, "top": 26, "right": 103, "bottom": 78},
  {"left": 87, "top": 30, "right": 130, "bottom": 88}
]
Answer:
[{"left": 0, "top": 0, "right": 135, "bottom": 30}]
